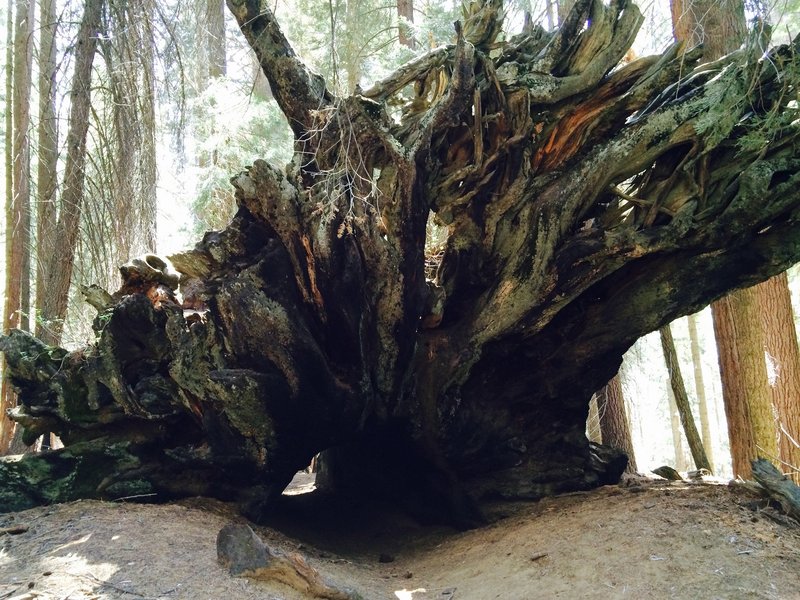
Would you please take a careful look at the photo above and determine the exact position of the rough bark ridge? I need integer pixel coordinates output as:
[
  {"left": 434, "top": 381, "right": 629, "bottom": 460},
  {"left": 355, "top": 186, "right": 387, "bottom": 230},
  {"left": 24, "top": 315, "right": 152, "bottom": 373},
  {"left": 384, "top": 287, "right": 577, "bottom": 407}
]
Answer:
[{"left": 2, "top": 0, "right": 800, "bottom": 525}]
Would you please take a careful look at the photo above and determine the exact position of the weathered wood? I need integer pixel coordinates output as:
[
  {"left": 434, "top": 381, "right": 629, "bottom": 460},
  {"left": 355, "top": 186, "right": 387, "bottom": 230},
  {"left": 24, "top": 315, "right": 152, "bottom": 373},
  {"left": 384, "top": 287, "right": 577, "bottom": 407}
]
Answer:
[
  {"left": 751, "top": 458, "right": 800, "bottom": 522},
  {"left": 652, "top": 466, "right": 683, "bottom": 481},
  {"left": 0, "top": 524, "right": 28, "bottom": 535},
  {"left": 1, "top": 0, "right": 800, "bottom": 526},
  {"left": 217, "top": 523, "right": 358, "bottom": 599},
  {"left": 225, "top": 0, "right": 332, "bottom": 137}
]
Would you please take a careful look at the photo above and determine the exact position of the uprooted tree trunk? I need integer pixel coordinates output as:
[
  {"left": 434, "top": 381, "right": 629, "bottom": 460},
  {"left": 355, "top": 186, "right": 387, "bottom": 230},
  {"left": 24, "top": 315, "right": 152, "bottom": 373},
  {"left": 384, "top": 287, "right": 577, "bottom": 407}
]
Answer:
[{"left": 2, "top": 0, "right": 800, "bottom": 527}]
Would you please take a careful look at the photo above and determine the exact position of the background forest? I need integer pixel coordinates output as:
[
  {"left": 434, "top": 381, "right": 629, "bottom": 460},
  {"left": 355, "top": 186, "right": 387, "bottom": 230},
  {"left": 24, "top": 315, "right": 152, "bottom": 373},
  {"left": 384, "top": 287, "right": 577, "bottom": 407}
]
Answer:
[{"left": 1, "top": 0, "right": 800, "bottom": 482}]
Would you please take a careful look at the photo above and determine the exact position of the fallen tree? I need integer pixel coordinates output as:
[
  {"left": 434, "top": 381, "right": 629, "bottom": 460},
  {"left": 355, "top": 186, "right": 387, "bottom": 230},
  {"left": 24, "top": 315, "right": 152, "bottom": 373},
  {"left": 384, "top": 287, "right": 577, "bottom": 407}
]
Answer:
[{"left": 2, "top": 0, "right": 799, "bottom": 526}]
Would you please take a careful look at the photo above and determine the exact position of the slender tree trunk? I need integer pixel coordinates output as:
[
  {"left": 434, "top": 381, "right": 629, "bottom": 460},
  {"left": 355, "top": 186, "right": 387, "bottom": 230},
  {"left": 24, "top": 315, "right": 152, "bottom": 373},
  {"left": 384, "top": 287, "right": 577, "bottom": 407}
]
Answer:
[
  {"left": 207, "top": 0, "right": 226, "bottom": 78},
  {"left": 33, "top": 0, "right": 61, "bottom": 453},
  {"left": 667, "top": 385, "right": 689, "bottom": 472},
  {"left": 687, "top": 312, "right": 714, "bottom": 471},
  {"left": 397, "top": 0, "right": 414, "bottom": 48},
  {"left": 39, "top": 0, "right": 103, "bottom": 346},
  {"left": 756, "top": 273, "right": 800, "bottom": 481},
  {"left": 35, "top": 0, "right": 59, "bottom": 338},
  {"left": 140, "top": 10, "right": 158, "bottom": 251},
  {"left": 712, "top": 290, "right": 779, "bottom": 478},
  {"left": 660, "top": 325, "right": 712, "bottom": 471},
  {"left": 106, "top": 0, "right": 158, "bottom": 256},
  {"left": 8, "top": 0, "right": 33, "bottom": 332},
  {"left": 195, "top": 1, "right": 226, "bottom": 168},
  {"left": 13, "top": 0, "right": 33, "bottom": 336},
  {"left": 596, "top": 375, "right": 637, "bottom": 473},
  {"left": 344, "top": 0, "right": 362, "bottom": 92},
  {"left": 0, "top": 0, "right": 16, "bottom": 452},
  {"left": 1, "top": 0, "right": 34, "bottom": 452}
]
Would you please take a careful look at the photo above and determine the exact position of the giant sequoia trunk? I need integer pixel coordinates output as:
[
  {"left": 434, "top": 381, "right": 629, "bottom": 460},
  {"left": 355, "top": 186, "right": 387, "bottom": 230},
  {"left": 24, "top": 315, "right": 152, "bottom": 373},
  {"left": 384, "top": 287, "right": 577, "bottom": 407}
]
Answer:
[{"left": 2, "top": 0, "right": 800, "bottom": 526}]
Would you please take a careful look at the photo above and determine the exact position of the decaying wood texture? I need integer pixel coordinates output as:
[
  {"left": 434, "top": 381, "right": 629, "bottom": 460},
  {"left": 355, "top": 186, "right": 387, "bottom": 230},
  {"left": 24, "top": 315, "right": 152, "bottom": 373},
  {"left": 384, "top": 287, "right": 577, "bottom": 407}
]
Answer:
[
  {"left": 2, "top": 0, "right": 800, "bottom": 526},
  {"left": 751, "top": 458, "right": 800, "bottom": 522},
  {"left": 217, "top": 523, "right": 357, "bottom": 599}
]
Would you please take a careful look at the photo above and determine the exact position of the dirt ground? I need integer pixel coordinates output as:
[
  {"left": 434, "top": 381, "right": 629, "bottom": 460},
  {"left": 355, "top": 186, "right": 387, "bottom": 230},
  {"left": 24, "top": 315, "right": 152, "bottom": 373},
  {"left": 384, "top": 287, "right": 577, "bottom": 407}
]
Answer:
[{"left": 1, "top": 474, "right": 798, "bottom": 600}]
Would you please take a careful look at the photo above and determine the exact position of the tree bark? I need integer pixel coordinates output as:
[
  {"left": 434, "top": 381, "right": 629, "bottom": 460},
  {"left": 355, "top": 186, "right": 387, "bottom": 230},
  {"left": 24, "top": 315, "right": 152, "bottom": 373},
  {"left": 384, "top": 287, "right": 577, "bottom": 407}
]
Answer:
[
  {"left": 659, "top": 324, "right": 711, "bottom": 471},
  {"left": 712, "top": 290, "right": 779, "bottom": 478},
  {"left": 207, "top": 0, "right": 227, "bottom": 78},
  {"left": 38, "top": 0, "right": 103, "bottom": 346},
  {"left": 1, "top": 0, "right": 34, "bottom": 452},
  {"left": 0, "top": 0, "right": 15, "bottom": 452},
  {"left": 751, "top": 458, "right": 800, "bottom": 522},
  {"left": 671, "top": 0, "right": 746, "bottom": 62},
  {"left": 397, "top": 0, "right": 414, "bottom": 49},
  {"left": 2, "top": 0, "right": 800, "bottom": 524},
  {"left": 11, "top": 0, "right": 33, "bottom": 335},
  {"left": 35, "top": 0, "right": 59, "bottom": 338},
  {"left": 687, "top": 312, "right": 714, "bottom": 471},
  {"left": 596, "top": 375, "right": 636, "bottom": 473},
  {"left": 756, "top": 273, "right": 800, "bottom": 482},
  {"left": 103, "top": 0, "right": 159, "bottom": 259}
]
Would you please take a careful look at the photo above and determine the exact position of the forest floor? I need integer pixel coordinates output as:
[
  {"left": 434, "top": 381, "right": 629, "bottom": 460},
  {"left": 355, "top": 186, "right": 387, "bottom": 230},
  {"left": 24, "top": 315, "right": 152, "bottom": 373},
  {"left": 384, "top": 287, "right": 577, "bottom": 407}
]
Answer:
[{"left": 1, "top": 473, "right": 799, "bottom": 600}]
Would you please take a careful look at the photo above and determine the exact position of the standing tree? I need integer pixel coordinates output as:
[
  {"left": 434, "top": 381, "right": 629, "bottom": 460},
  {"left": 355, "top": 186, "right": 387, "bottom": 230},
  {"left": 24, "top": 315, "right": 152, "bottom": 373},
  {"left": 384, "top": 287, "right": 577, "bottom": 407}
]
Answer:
[
  {"left": 34, "top": 0, "right": 59, "bottom": 340},
  {"left": 2, "top": 0, "right": 800, "bottom": 525},
  {"left": 0, "top": 0, "right": 14, "bottom": 452},
  {"left": 9, "top": 0, "right": 33, "bottom": 336},
  {"left": 659, "top": 325, "right": 711, "bottom": 471},
  {"left": 1, "top": 0, "right": 34, "bottom": 452},
  {"left": 687, "top": 312, "right": 714, "bottom": 470},
  {"left": 397, "top": 0, "right": 414, "bottom": 48},
  {"left": 207, "top": 0, "right": 227, "bottom": 78},
  {"left": 38, "top": 0, "right": 104, "bottom": 346},
  {"left": 667, "top": 385, "right": 689, "bottom": 472},
  {"left": 713, "top": 289, "right": 779, "bottom": 477},
  {"left": 90, "top": 0, "right": 159, "bottom": 270},
  {"left": 595, "top": 375, "right": 637, "bottom": 473},
  {"left": 757, "top": 273, "right": 800, "bottom": 480}
]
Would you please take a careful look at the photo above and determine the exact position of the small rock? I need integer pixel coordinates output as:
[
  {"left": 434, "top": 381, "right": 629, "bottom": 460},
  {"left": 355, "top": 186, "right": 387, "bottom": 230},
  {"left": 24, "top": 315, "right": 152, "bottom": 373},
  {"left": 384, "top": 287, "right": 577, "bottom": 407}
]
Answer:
[
  {"left": 216, "top": 523, "right": 271, "bottom": 575},
  {"left": 378, "top": 553, "right": 395, "bottom": 563}
]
